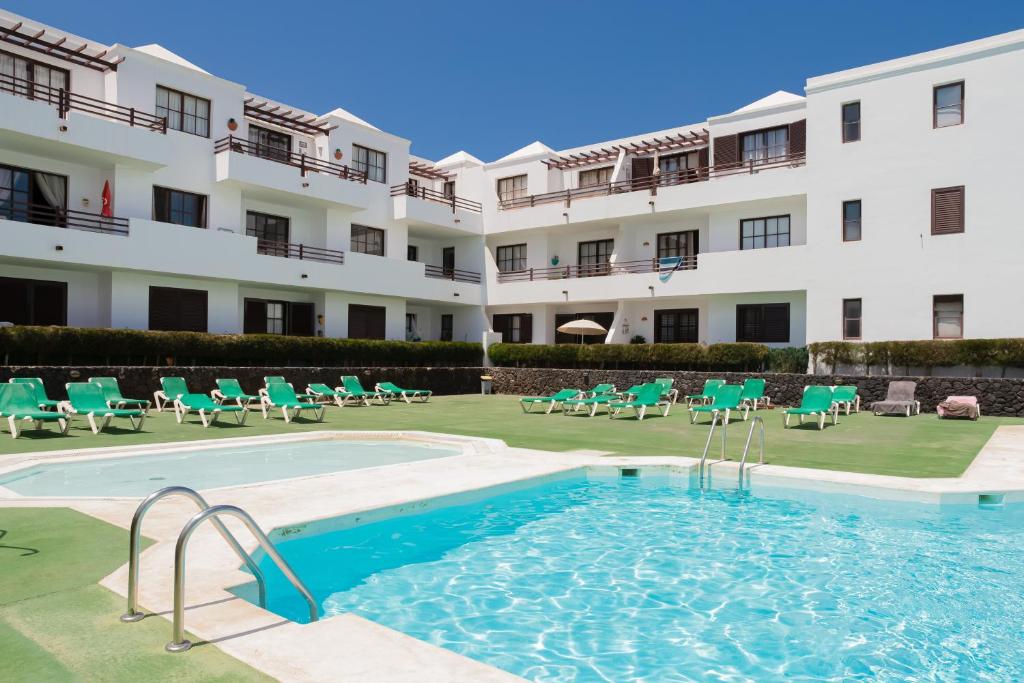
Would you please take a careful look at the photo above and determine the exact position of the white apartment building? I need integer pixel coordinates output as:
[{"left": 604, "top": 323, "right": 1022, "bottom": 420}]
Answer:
[{"left": 1, "top": 10, "right": 1021, "bottom": 350}]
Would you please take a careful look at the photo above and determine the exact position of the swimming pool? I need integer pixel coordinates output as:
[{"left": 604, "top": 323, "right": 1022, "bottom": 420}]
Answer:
[
  {"left": 241, "top": 474, "right": 1024, "bottom": 681},
  {"left": 0, "top": 438, "right": 463, "bottom": 497}
]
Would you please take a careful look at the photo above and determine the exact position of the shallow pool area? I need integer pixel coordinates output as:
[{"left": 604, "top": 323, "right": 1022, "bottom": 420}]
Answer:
[
  {"left": 0, "top": 438, "right": 463, "bottom": 497},
  {"left": 242, "top": 474, "right": 1024, "bottom": 681}
]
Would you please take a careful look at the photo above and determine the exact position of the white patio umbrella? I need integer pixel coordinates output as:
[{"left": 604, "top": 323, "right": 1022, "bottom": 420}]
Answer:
[{"left": 557, "top": 318, "right": 607, "bottom": 344}]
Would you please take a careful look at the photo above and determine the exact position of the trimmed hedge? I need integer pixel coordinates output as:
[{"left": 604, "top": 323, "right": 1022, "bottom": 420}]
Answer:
[
  {"left": 808, "top": 338, "right": 1024, "bottom": 371},
  {"left": 487, "top": 342, "right": 770, "bottom": 370},
  {"left": 0, "top": 326, "right": 483, "bottom": 367}
]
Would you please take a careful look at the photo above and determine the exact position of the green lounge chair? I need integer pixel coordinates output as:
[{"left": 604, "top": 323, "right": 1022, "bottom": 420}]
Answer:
[
  {"left": 263, "top": 376, "right": 318, "bottom": 402},
  {"left": 262, "top": 382, "right": 325, "bottom": 423},
  {"left": 608, "top": 384, "right": 671, "bottom": 421},
  {"left": 561, "top": 391, "right": 621, "bottom": 417},
  {"left": 586, "top": 383, "right": 617, "bottom": 398},
  {"left": 738, "top": 378, "right": 769, "bottom": 411},
  {"left": 306, "top": 383, "right": 355, "bottom": 407},
  {"left": 212, "top": 378, "right": 261, "bottom": 408},
  {"left": 89, "top": 376, "right": 151, "bottom": 413},
  {"left": 783, "top": 386, "right": 838, "bottom": 430},
  {"left": 174, "top": 393, "right": 248, "bottom": 427},
  {"left": 155, "top": 377, "right": 189, "bottom": 412},
  {"left": 0, "top": 383, "right": 69, "bottom": 439},
  {"left": 65, "top": 382, "right": 146, "bottom": 434},
  {"left": 341, "top": 375, "right": 390, "bottom": 406},
  {"left": 831, "top": 385, "right": 860, "bottom": 415},
  {"left": 686, "top": 379, "right": 725, "bottom": 407},
  {"left": 520, "top": 388, "right": 581, "bottom": 414},
  {"left": 376, "top": 381, "right": 432, "bottom": 404},
  {"left": 8, "top": 378, "right": 61, "bottom": 411},
  {"left": 689, "top": 384, "right": 748, "bottom": 424},
  {"left": 654, "top": 378, "right": 679, "bottom": 404}
]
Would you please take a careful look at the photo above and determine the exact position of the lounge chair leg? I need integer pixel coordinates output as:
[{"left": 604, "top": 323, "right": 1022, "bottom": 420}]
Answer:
[
  {"left": 637, "top": 405, "right": 646, "bottom": 421},
  {"left": 86, "top": 413, "right": 99, "bottom": 434},
  {"left": 8, "top": 415, "right": 19, "bottom": 439},
  {"left": 316, "top": 406, "right": 325, "bottom": 422},
  {"left": 135, "top": 414, "right": 145, "bottom": 432},
  {"left": 57, "top": 416, "right": 69, "bottom": 435},
  {"left": 783, "top": 413, "right": 789, "bottom": 428},
  {"left": 799, "top": 415, "right": 804, "bottom": 426}
]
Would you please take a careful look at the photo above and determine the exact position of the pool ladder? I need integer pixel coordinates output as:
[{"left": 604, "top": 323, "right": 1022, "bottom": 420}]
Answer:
[
  {"left": 697, "top": 415, "right": 766, "bottom": 490},
  {"left": 120, "top": 485, "right": 318, "bottom": 653}
]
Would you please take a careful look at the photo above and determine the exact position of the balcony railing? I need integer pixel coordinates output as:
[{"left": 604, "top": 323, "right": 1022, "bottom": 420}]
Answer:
[
  {"left": 496, "top": 255, "right": 697, "bottom": 282},
  {"left": 497, "top": 152, "right": 806, "bottom": 210},
  {"left": 255, "top": 238, "right": 345, "bottom": 265},
  {"left": 1, "top": 73, "right": 167, "bottom": 133},
  {"left": 1, "top": 200, "right": 129, "bottom": 236},
  {"left": 390, "top": 181, "right": 482, "bottom": 213},
  {"left": 424, "top": 264, "right": 482, "bottom": 284},
  {"left": 214, "top": 136, "right": 368, "bottom": 183}
]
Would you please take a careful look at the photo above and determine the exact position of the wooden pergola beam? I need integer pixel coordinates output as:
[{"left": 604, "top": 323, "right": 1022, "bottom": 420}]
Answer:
[
  {"left": 0, "top": 20, "right": 122, "bottom": 71},
  {"left": 243, "top": 99, "right": 335, "bottom": 137}
]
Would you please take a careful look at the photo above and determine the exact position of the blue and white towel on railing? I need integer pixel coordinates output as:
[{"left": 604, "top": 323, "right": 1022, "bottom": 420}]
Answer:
[{"left": 658, "top": 256, "right": 684, "bottom": 283}]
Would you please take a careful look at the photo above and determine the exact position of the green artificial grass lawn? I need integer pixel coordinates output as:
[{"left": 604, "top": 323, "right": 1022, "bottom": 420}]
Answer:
[
  {"left": 0, "top": 508, "right": 272, "bottom": 682},
  {"left": 0, "top": 394, "right": 1020, "bottom": 478}
]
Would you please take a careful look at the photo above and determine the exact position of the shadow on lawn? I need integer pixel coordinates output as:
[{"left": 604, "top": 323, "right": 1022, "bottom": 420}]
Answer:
[{"left": 0, "top": 529, "right": 39, "bottom": 556}]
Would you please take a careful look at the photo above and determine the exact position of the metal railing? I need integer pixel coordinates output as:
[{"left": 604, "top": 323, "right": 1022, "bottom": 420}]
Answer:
[
  {"left": 496, "top": 255, "right": 697, "bottom": 283},
  {"left": 2, "top": 200, "right": 130, "bottom": 236},
  {"left": 166, "top": 504, "right": 319, "bottom": 652},
  {"left": 254, "top": 238, "right": 345, "bottom": 265},
  {"left": 120, "top": 486, "right": 267, "bottom": 623},
  {"left": 214, "top": 136, "right": 367, "bottom": 183},
  {"left": 497, "top": 152, "right": 806, "bottom": 211},
  {"left": 698, "top": 413, "right": 728, "bottom": 489},
  {"left": 424, "top": 264, "right": 481, "bottom": 283},
  {"left": 391, "top": 181, "right": 482, "bottom": 213},
  {"left": 738, "top": 416, "right": 766, "bottom": 489},
  {"left": 1, "top": 72, "right": 167, "bottom": 132}
]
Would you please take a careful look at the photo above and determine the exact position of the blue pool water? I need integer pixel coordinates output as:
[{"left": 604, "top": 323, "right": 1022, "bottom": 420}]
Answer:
[
  {"left": 243, "top": 476, "right": 1024, "bottom": 681},
  {"left": 0, "top": 439, "right": 460, "bottom": 497}
]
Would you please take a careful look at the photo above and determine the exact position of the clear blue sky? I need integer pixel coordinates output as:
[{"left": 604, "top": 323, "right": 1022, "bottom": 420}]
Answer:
[{"left": 10, "top": 1, "right": 1024, "bottom": 161}]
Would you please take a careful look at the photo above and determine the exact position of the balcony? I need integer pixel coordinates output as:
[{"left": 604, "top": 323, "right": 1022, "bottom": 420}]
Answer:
[
  {"left": 496, "top": 256, "right": 697, "bottom": 282},
  {"left": 424, "top": 264, "right": 482, "bottom": 284},
  {"left": 391, "top": 182, "right": 481, "bottom": 213},
  {"left": 391, "top": 182, "right": 483, "bottom": 234},
  {"left": 1, "top": 201, "right": 129, "bottom": 236},
  {"left": 254, "top": 239, "right": 344, "bottom": 266}
]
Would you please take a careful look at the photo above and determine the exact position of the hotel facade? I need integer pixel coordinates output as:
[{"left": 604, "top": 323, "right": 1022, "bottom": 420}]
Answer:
[{"left": 1, "top": 10, "right": 1021, "bottom": 351}]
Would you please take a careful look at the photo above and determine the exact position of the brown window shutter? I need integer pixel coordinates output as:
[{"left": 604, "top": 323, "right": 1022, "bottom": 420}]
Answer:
[
  {"left": 931, "top": 186, "right": 965, "bottom": 235},
  {"left": 243, "top": 299, "right": 267, "bottom": 334},
  {"left": 789, "top": 119, "right": 806, "bottom": 156},
  {"left": 521, "top": 314, "right": 533, "bottom": 343},
  {"left": 288, "top": 303, "right": 315, "bottom": 336},
  {"left": 149, "top": 286, "right": 207, "bottom": 332},
  {"left": 697, "top": 147, "right": 710, "bottom": 178},
  {"left": 713, "top": 134, "right": 738, "bottom": 167}
]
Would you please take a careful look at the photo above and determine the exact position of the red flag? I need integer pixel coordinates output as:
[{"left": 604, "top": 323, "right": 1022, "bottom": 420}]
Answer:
[{"left": 101, "top": 180, "right": 112, "bottom": 217}]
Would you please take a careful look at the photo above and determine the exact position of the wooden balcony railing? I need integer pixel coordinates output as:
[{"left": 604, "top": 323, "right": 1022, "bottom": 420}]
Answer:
[
  {"left": 1, "top": 200, "right": 129, "bottom": 236},
  {"left": 497, "top": 152, "right": 806, "bottom": 210},
  {"left": 215, "top": 136, "right": 368, "bottom": 183},
  {"left": 0, "top": 72, "right": 167, "bottom": 133},
  {"left": 254, "top": 238, "right": 345, "bottom": 265},
  {"left": 390, "top": 181, "right": 482, "bottom": 213},
  {"left": 424, "top": 264, "right": 482, "bottom": 284},
  {"left": 496, "top": 255, "right": 697, "bottom": 282}
]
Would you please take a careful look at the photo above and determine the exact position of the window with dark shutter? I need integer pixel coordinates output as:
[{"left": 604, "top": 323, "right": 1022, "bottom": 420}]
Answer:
[
  {"left": 440, "top": 314, "right": 454, "bottom": 341},
  {"left": 654, "top": 309, "right": 699, "bottom": 343},
  {"left": 243, "top": 299, "right": 268, "bottom": 334},
  {"left": 713, "top": 134, "right": 738, "bottom": 167},
  {"left": 493, "top": 313, "right": 532, "bottom": 344},
  {"left": 148, "top": 286, "right": 208, "bottom": 332},
  {"left": 348, "top": 304, "right": 386, "bottom": 339},
  {"left": 931, "top": 186, "right": 964, "bottom": 235},
  {"left": 789, "top": 119, "right": 806, "bottom": 156},
  {"left": 289, "top": 303, "right": 315, "bottom": 336},
  {"left": 736, "top": 303, "right": 789, "bottom": 343},
  {"left": 0, "top": 276, "right": 67, "bottom": 326}
]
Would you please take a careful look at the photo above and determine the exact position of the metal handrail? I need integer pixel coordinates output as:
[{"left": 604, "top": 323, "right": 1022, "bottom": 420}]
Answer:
[
  {"left": 166, "top": 504, "right": 318, "bottom": 653},
  {"left": 738, "top": 416, "right": 766, "bottom": 488},
  {"left": 698, "top": 412, "right": 728, "bottom": 489},
  {"left": 121, "top": 486, "right": 267, "bottom": 623}
]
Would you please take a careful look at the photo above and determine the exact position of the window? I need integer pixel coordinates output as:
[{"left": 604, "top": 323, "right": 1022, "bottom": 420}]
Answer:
[
  {"left": 933, "top": 295, "right": 963, "bottom": 339},
  {"left": 348, "top": 304, "right": 386, "bottom": 339},
  {"left": 352, "top": 144, "right": 386, "bottom": 183},
  {"left": 248, "top": 125, "right": 291, "bottom": 162},
  {"left": 554, "top": 312, "right": 614, "bottom": 344},
  {"left": 155, "top": 85, "right": 210, "bottom": 137},
  {"left": 443, "top": 180, "right": 455, "bottom": 199},
  {"left": 246, "top": 211, "right": 290, "bottom": 256},
  {"left": 0, "top": 163, "right": 67, "bottom": 226},
  {"left": 497, "top": 175, "right": 528, "bottom": 205},
  {"left": 656, "top": 230, "right": 699, "bottom": 269},
  {"left": 243, "top": 299, "right": 315, "bottom": 336},
  {"left": 741, "top": 126, "right": 788, "bottom": 163},
  {"left": 736, "top": 303, "right": 789, "bottom": 343},
  {"left": 843, "top": 299, "right": 862, "bottom": 340},
  {"left": 658, "top": 152, "right": 699, "bottom": 178},
  {"left": 407, "top": 244, "right": 419, "bottom": 261},
  {"left": 440, "top": 314, "right": 454, "bottom": 341},
  {"left": 740, "top": 215, "right": 790, "bottom": 250},
  {"left": 153, "top": 187, "right": 207, "bottom": 228},
  {"left": 406, "top": 313, "right": 418, "bottom": 340},
  {"left": 496, "top": 244, "right": 527, "bottom": 272},
  {"left": 842, "top": 101, "right": 861, "bottom": 142},
  {"left": 351, "top": 224, "right": 384, "bottom": 256},
  {"left": 577, "top": 239, "right": 614, "bottom": 277},
  {"left": 0, "top": 276, "right": 67, "bottom": 326},
  {"left": 0, "top": 49, "right": 69, "bottom": 105},
  {"left": 578, "top": 166, "right": 612, "bottom": 188},
  {"left": 492, "top": 313, "right": 532, "bottom": 343},
  {"left": 931, "top": 186, "right": 965, "bottom": 235},
  {"left": 148, "top": 286, "right": 207, "bottom": 332},
  {"left": 934, "top": 82, "right": 964, "bottom": 128},
  {"left": 842, "top": 200, "right": 862, "bottom": 242},
  {"left": 654, "top": 309, "right": 699, "bottom": 343}
]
